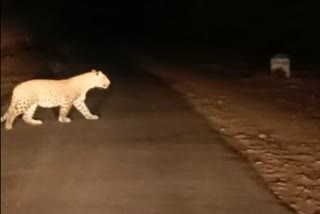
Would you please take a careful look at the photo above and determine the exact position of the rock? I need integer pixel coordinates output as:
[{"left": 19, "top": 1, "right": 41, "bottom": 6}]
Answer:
[
  {"left": 296, "top": 185, "right": 305, "bottom": 191},
  {"left": 234, "top": 134, "right": 248, "bottom": 140},
  {"left": 295, "top": 154, "right": 316, "bottom": 162},
  {"left": 255, "top": 161, "right": 263, "bottom": 165},
  {"left": 276, "top": 182, "right": 286, "bottom": 187},
  {"left": 274, "top": 185, "right": 286, "bottom": 191},
  {"left": 302, "top": 188, "right": 311, "bottom": 194},
  {"left": 295, "top": 175, "right": 315, "bottom": 186},
  {"left": 245, "top": 149, "right": 260, "bottom": 155},
  {"left": 265, "top": 152, "right": 273, "bottom": 157},
  {"left": 239, "top": 139, "right": 251, "bottom": 144},
  {"left": 258, "top": 133, "right": 267, "bottom": 139},
  {"left": 267, "top": 158, "right": 282, "bottom": 165},
  {"left": 313, "top": 161, "right": 320, "bottom": 171}
]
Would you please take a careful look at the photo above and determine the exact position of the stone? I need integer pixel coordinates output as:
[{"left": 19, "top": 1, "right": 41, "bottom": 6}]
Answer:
[{"left": 258, "top": 133, "right": 267, "bottom": 139}]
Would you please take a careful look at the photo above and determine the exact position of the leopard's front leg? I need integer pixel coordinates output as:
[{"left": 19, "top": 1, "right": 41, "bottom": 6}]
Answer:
[
  {"left": 73, "top": 100, "right": 99, "bottom": 120},
  {"left": 58, "top": 103, "right": 72, "bottom": 123}
]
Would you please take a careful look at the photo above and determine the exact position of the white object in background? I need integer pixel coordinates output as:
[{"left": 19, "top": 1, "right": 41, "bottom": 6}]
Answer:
[{"left": 270, "top": 53, "right": 290, "bottom": 78}]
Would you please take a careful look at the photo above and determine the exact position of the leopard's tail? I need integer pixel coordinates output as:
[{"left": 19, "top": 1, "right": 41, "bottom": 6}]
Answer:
[
  {"left": 1, "top": 97, "right": 16, "bottom": 123},
  {"left": 1, "top": 112, "right": 8, "bottom": 123}
]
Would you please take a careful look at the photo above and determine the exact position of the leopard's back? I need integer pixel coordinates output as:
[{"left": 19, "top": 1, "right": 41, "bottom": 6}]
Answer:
[{"left": 13, "top": 79, "right": 78, "bottom": 107}]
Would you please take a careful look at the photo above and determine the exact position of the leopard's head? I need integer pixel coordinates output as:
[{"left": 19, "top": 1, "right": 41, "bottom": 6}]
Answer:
[{"left": 91, "top": 69, "right": 111, "bottom": 89}]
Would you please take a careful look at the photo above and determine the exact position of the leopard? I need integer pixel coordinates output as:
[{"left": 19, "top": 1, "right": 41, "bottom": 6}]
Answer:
[{"left": 1, "top": 69, "right": 111, "bottom": 130}]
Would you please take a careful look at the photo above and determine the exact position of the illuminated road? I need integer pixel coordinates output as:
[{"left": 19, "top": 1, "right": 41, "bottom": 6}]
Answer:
[{"left": 1, "top": 52, "right": 292, "bottom": 214}]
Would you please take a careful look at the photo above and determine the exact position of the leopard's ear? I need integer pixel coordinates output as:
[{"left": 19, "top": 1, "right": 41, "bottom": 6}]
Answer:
[{"left": 91, "top": 69, "right": 99, "bottom": 75}]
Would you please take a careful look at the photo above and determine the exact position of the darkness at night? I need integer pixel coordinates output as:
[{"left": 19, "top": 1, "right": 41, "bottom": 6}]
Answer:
[{"left": 2, "top": 0, "right": 320, "bottom": 59}]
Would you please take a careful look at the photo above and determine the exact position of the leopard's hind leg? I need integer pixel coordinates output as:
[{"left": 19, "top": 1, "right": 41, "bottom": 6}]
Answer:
[
  {"left": 5, "top": 103, "right": 20, "bottom": 130},
  {"left": 5, "top": 112, "right": 18, "bottom": 130},
  {"left": 22, "top": 103, "right": 42, "bottom": 126},
  {"left": 5, "top": 99, "right": 42, "bottom": 130}
]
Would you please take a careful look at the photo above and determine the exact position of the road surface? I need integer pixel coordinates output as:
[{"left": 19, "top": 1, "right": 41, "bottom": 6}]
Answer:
[{"left": 1, "top": 52, "right": 292, "bottom": 214}]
